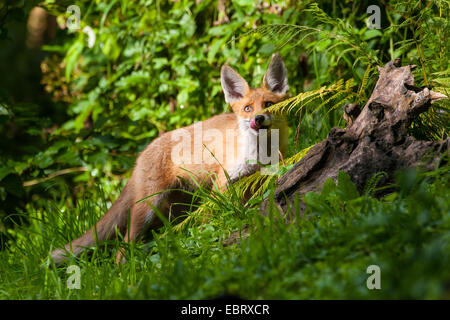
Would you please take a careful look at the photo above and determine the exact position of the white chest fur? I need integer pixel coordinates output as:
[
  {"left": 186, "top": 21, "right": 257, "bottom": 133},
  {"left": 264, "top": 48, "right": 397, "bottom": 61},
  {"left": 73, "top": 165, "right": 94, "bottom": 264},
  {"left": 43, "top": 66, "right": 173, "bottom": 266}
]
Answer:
[{"left": 227, "top": 118, "right": 264, "bottom": 182}]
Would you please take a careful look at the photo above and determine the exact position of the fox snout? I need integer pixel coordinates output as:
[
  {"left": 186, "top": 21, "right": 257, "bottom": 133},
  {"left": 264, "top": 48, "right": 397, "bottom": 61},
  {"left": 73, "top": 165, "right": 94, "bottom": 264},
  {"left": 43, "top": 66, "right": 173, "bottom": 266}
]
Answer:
[{"left": 250, "top": 114, "right": 272, "bottom": 131}]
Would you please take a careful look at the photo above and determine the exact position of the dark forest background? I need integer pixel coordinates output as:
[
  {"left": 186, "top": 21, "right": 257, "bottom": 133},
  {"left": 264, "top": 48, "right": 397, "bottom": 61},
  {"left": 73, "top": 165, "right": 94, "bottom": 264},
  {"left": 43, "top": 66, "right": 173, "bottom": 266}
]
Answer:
[{"left": 0, "top": 0, "right": 448, "bottom": 299}]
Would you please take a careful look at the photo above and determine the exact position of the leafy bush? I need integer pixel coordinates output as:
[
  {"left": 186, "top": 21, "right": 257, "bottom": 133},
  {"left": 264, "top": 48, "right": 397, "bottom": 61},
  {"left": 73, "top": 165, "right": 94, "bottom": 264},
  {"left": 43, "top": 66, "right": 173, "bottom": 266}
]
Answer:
[{"left": 0, "top": 0, "right": 448, "bottom": 299}]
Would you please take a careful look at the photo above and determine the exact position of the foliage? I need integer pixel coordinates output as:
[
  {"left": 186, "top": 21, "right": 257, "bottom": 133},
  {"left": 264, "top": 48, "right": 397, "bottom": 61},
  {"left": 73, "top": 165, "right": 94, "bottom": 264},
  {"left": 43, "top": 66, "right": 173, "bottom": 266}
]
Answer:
[
  {"left": 0, "top": 166, "right": 449, "bottom": 299},
  {"left": 0, "top": 0, "right": 449, "bottom": 299},
  {"left": 1, "top": 0, "right": 448, "bottom": 220},
  {"left": 1, "top": 0, "right": 316, "bottom": 231}
]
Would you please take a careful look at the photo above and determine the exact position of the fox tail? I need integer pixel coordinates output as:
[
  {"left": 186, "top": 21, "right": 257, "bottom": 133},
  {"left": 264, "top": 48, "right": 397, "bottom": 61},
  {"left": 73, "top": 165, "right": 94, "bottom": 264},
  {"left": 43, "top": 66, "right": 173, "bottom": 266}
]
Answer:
[{"left": 50, "top": 184, "right": 132, "bottom": 264}]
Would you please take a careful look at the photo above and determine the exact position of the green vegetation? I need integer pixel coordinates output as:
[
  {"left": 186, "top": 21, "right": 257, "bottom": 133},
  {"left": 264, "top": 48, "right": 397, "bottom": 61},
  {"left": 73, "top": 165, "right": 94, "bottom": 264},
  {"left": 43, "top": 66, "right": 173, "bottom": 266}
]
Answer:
[
  {"left": 0, "top": 0, "right": 449, "bottom": 299},
  {"left": 1, "top": 167, "right": 449, "bottom": 299}
]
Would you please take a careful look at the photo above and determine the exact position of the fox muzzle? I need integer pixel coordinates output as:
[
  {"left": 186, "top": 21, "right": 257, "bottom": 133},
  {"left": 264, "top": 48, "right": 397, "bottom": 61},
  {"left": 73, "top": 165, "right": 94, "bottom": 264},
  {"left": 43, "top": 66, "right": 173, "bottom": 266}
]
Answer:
[{"left": 250, "top": 114, "right": 272, "bottom": 130}]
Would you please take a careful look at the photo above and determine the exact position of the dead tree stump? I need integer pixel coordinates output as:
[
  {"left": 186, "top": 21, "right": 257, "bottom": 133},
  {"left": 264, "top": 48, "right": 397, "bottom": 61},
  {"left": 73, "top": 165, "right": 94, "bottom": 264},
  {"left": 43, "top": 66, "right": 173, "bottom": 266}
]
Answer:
[{"left": 265, "top": 59, "right": 448, "bottom": 214}]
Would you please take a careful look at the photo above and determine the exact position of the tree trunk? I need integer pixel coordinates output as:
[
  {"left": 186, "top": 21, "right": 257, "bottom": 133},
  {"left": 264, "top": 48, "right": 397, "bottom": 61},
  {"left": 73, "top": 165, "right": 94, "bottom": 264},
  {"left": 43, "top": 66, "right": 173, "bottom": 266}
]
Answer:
[{"left": 262, "top": 59, "right": 448, "bottom": 215}]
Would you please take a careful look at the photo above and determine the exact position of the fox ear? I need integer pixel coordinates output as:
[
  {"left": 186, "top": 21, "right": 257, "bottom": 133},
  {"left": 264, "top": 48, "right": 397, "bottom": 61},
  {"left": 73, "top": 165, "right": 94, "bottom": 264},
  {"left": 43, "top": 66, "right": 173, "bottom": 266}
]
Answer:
[
  {"left": 221, "top": 65, "right": 250, "bottom": 104},
  {"left": 263, "top": 53, "right": 288, "bottom": 95}
]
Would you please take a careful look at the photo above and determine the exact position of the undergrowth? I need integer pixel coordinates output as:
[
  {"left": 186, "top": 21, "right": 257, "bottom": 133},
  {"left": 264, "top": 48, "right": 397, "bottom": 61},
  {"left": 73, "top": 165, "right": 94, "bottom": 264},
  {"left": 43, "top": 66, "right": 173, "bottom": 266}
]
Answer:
[{"left": 0, "top": 165, "right": 448, "bottom": 299}]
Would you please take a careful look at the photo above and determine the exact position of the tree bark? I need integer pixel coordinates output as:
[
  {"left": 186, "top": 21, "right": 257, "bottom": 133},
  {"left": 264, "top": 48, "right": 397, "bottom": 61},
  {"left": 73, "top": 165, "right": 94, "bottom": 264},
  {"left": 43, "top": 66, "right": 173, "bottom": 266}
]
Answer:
[{"left": 262, "top": 59, "right": 448, "bottom": 215}]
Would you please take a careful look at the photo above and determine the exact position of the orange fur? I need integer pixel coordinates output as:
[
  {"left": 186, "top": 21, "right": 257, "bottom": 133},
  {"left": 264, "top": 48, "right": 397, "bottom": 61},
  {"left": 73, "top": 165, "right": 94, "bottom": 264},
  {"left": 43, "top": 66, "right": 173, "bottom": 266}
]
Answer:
[{"left": 51, "top": 54, "right": 289, "bottom": 264}]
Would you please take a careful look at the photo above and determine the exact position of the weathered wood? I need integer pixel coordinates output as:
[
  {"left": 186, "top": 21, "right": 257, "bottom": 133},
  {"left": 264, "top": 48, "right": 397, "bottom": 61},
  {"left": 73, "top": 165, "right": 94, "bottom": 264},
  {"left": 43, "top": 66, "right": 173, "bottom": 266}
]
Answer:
[{"left": 263, "top": 59, "right": 448, "bottom": 215}]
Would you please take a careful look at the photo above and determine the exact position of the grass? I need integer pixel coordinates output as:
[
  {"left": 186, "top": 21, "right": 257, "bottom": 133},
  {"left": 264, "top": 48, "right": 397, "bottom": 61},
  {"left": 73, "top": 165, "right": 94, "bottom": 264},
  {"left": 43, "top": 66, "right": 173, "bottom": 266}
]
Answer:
[
  {"left": 1, "top": 0, "right": 449, "bottom": 301},
  {"left": 0, "top": 163, "right": 449, "bottom": 299}
]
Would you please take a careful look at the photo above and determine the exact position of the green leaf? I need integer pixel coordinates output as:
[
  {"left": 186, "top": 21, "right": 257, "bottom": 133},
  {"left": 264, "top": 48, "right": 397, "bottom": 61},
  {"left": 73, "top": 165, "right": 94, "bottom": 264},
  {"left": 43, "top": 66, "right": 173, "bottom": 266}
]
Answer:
[
  {"left": 336, "top": 171, "right": 360, "bottom": 201},
  {"left": 362, "top": 29, "right": 382, "bottom": 40}
]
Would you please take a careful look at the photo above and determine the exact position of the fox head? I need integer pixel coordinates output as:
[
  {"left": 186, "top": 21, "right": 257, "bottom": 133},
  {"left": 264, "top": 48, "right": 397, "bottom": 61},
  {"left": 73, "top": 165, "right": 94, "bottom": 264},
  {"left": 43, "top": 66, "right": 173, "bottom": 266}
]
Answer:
[{"left": 221, "top": 53, "right": 288, "bottom": 133}]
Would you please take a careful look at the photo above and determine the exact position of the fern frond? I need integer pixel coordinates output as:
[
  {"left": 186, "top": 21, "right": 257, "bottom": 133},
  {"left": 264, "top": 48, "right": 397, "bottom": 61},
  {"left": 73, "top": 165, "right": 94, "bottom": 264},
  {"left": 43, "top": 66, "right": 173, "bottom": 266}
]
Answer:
[
  {"left": 364, "top": 171, "right": 388, "bottom": 196},
  {"left": 358, "top": 64, "right": 373, "bottom": 98},
  {"left": 265, "top": 80, "right": 349, "bottom": 116},
  {"left": 172, "top": 145, "right": 312, "bottom": 232}
]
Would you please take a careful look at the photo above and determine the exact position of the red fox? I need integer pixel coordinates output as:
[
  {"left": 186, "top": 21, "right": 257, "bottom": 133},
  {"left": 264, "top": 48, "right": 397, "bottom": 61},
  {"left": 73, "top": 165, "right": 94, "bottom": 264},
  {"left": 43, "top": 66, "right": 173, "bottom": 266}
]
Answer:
[{"left": 51, "top": 53, "right": 289, "bottom": 264}]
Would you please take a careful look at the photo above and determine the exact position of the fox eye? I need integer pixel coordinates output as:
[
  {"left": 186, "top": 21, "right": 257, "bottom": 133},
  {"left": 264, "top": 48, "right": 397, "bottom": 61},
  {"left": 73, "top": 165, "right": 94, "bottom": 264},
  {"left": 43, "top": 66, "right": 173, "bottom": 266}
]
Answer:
[
  {"left": 244, "top": 105, "right": 253, "bottom": 112},
  {"left": 265, "top": 101, "right": 274, "bottom": 108}
]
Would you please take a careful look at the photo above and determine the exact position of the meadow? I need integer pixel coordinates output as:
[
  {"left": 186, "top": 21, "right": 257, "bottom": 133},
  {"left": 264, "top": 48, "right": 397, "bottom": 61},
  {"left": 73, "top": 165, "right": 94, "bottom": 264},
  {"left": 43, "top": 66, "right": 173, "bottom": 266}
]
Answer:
[{"left": 0, "top": 0, "right": 448, "bottom": 299}]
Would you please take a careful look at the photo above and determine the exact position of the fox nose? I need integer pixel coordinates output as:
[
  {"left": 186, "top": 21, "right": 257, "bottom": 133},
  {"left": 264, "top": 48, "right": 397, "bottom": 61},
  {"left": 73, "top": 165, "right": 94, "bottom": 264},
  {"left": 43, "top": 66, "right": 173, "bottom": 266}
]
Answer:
[{"left": 255, "top": 115, "right": 265, "bottom": 126}]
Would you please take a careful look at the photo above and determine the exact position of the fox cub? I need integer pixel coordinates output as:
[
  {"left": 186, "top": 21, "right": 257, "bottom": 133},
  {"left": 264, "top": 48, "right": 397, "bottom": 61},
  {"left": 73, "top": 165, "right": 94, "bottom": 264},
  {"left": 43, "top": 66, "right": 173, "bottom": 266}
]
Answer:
[{"left": 51, "top": 53, "right": 289, "bottom": 264}]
